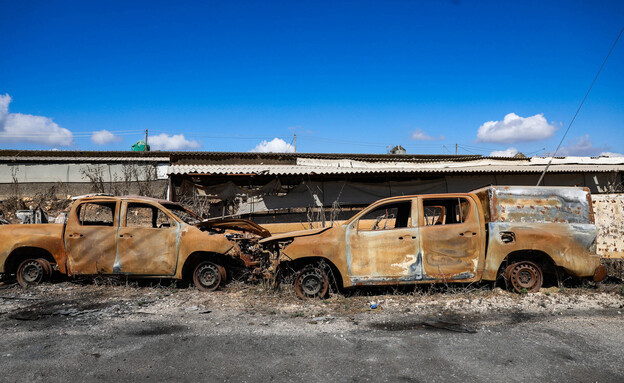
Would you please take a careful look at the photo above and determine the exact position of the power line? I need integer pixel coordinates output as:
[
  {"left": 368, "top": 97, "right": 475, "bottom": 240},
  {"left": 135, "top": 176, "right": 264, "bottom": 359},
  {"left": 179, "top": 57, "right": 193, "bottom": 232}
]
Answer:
[{"left": 537, "top": 25, "right": 624, "bottom": 186}]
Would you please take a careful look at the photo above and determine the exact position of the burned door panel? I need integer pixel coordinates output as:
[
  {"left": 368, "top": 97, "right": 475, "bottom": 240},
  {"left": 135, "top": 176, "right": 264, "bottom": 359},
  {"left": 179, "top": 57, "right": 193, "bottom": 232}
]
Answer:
[
  {"left": 346, "top": 200, "right": 419, "bottom": 283},
  {"left": 65, "top": 201, "right": 119, "bottom": 275},
  {"left": 419, "top": 196, "right": 482, "bottom": 281},
  {"left": 115, "top": 202, "right": 179, "bottom": 275}
]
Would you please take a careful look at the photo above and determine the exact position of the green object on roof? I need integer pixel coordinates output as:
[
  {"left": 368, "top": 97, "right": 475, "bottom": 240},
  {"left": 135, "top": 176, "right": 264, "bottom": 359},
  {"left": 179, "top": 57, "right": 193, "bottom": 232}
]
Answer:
[{"left": 132, "top": 140, "right": 151, "bottom": 152}]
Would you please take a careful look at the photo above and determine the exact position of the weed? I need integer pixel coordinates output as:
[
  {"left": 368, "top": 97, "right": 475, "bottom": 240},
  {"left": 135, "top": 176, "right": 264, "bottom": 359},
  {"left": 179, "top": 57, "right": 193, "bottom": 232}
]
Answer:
[{"left": 520, "top": 288, "right": 528, "bottom": 295}]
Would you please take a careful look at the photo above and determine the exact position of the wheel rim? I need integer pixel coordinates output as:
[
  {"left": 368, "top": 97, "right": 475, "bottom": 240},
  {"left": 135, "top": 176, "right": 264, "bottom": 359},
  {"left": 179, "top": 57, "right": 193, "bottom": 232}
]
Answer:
[
  {"left": 194, "top": 262, "right": 222, "bottom": 291},
  {"left": 17, "top": 259, "right": 44, "bottom": 286},
  {"left": 509, "top": 261, "right": 543, "bottom": 293},
  {"left": 294, "top": 268, "right": 329, "bottom": 299}
]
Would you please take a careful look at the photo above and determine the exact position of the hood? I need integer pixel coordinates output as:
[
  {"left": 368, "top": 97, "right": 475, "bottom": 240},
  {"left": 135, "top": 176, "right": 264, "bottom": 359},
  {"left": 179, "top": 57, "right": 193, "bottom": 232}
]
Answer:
[
  {"left": 195, "top": 219, "right": 271, "bottom": 238},
  {"left": 259, "top": 226, "right": 332, "bottom": 244}
]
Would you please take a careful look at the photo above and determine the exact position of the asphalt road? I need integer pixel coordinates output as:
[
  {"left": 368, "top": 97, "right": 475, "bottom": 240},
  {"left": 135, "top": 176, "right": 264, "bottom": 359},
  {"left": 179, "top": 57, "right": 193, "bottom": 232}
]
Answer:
[{"left": 1, "top": 306, "right": 622, "bottom": 382}]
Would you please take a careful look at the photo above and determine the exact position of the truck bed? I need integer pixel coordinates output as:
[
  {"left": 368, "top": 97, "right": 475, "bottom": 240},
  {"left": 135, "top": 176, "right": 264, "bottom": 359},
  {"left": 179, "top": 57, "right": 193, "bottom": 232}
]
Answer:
[{"left": 473, "top": 186, "right": 593, "bottom": 224}]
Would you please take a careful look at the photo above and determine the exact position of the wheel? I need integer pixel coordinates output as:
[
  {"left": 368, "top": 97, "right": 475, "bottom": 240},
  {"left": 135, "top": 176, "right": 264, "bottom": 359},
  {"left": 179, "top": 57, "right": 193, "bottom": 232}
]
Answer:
[
  {"left": 16, "top": 259, "right": 46, "bottom": 287},
  {"left": 293, "top": 266, "right": 329, "bottom": 299},
  {"left": 502, "top": 263, "right": 515, "bottom": 289},
  {"left": 216, "top": 265, "right": 227, "bottom": 282},
  {"left": 37, "top": 258, "right": 53, "bottom": 279},
  {"left": 192, "top": 261, "right": 222, "bottom": 291},
  {"left": 503, "top": 263, "right": 515, "bottom": 282},
  {"left": 508, "top": 261, "right": 543, "bottom": 293}
]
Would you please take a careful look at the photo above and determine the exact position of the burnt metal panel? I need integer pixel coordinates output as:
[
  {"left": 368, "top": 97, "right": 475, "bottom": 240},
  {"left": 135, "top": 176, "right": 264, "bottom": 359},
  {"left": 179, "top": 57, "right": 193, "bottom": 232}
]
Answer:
[
  {"left": 482, "top": 222, "right": 600, "bottom": 280},
  {"left": 0, "top": 224, "right": 66, "bottom": 273},
  {"left": 487, "top": 186, "right": 593, "bottom": 224}
]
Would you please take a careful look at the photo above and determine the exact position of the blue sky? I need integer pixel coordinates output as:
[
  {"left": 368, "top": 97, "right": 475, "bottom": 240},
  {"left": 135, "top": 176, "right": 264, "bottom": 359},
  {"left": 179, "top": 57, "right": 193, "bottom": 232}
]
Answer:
[{"left": 0, "top": 0, "right": 622, "bottom": 156}]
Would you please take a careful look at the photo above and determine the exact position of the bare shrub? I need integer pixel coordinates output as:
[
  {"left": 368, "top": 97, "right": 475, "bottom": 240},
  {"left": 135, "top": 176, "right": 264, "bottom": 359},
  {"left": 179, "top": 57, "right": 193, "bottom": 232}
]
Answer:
[
  {"left": 11, "top": 167, "right": 20, "bottom": 198},
  {"left": 80, "top": 165, "right": 106, "bottom": 193}
]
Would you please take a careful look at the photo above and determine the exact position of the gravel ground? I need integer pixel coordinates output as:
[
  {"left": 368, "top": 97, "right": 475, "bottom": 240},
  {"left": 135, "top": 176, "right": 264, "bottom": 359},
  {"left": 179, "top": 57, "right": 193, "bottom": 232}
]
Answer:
[{"left": 1, "top": 280, "right": 623, "bottom": 382}]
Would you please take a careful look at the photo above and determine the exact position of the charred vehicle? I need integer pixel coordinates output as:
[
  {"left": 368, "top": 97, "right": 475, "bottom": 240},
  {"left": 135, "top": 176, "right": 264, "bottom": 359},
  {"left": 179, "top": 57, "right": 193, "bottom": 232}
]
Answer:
[
  {"left": 260, "top": 186, "right": 607, "bottom": 298},
  {"left": 0, "top": 195, "right": 269, "bottom": 290}
]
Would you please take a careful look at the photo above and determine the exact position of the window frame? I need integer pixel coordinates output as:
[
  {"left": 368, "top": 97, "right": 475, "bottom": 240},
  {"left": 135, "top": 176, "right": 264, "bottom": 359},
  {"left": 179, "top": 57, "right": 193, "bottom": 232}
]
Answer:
[
  {"left": 123, "top": 201, "right": 178, "bottom": 229},
  {"left": 420, "top": 197, "right": 472, "bottom": 227},
  {"left": 75, "top": 201, "right": 118, "bottom": 227},
  {"left": 354, "top": 200, "right": 414, "bottom": 232}
]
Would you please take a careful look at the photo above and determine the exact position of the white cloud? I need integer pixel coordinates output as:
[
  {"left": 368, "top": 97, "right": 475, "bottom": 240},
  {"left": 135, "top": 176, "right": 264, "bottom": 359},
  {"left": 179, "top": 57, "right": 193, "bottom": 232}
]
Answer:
[
  {"left": 477, "top": 113, "right": 557, "bottom": 143},
  {"left": 411, "top": 129, "right": 445, "bottom": 141},
  {"left": 91, "top": 129, "right": 122, "bottom": 145},
  {"left": 489, "top": 147, "right": 519, "bottom": 157},
  {"left": 0, "top": 94, "right": 73, "bottom": 146},
  {"left": 600, "top": 151, "right": 624, "bottom": 157},
  {"left": 148, "top": 133, "right": 201, "bottom": 151},
  {"left": 250, "top": 138, "right": 295, "bottom": 153},
  {"left": 557, "top": 135, "right": 609, "bottom": 157}
]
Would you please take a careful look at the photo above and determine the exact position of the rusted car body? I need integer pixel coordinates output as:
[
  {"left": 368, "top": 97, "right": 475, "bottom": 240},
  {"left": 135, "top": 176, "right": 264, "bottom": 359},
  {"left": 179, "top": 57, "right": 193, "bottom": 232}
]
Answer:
[
  {"left": 260, "top": 186, "right": 606, "bottom": 297},
  {"left": 0, "top": 195, "right": 269, "bottom": 290}
]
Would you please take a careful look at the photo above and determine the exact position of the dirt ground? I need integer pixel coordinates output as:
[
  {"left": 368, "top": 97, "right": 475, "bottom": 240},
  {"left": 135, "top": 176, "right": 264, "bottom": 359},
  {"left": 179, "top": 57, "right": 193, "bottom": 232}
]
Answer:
[{"left": 1, "top": 279, "right": 623, "bottom": 382}]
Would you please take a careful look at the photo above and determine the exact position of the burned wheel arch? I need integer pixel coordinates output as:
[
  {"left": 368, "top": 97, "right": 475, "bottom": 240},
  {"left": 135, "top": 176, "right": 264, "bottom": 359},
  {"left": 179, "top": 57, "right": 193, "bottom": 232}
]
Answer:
[
  {"left": 4, "top": 247, "right": 56, "bottom": 275},
  {"left": 496, "top": 249, "right": 557, "bottom": 287},
  {"left": 278, "top": 256, "right": 344, "bottom": 292},
  {"left": 181, "top": 251, "right": 233, "bottom": 282}
]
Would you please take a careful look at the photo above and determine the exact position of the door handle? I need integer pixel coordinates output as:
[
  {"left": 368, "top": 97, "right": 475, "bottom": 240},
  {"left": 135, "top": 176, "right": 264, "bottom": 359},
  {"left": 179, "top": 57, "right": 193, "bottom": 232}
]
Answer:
[
  {"left": 68, "top": 233, "right": 84, "bottom": 238},
  {"left": 119, "top": 234, "right": 133, "bottom": 238},
  {"left": 459, "top": 231, "right": 477, "bottom": 237}
]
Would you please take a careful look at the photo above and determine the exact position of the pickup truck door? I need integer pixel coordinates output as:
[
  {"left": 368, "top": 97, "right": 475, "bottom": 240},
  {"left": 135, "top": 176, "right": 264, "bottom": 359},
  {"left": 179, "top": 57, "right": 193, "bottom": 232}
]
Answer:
[
  {"left": 64, "top": 200, "right": 119, "bottom": 274},
  {"left": 418, "top": 196, "right": 482, "bottom": 281},
  {"left": 114, "top": 201, "right": 179, "bottom": 275},
  {"left": 346, "top": 199, "right": 420, "bottom": 283}
]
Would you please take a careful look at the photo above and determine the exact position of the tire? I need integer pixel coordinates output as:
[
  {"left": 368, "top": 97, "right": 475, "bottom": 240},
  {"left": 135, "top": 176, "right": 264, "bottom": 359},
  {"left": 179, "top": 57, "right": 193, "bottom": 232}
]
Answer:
[
  {"left": 16, "top": 258, "right": 46, "bottom": 287},
  {"left": 216, "top": 264, "right": 227, "bottom": 283},
  {"left": 293, "top": 266, "right": 329, "bottom": 299},
  {"left": 37, "top": 258, "right": 53, "bottom": 279},
  {"left": 192, "top": 261, "right": 222, "bottom": 292},
  {"left": 508, "top": 261, "right": 543, "bottom": 293}
]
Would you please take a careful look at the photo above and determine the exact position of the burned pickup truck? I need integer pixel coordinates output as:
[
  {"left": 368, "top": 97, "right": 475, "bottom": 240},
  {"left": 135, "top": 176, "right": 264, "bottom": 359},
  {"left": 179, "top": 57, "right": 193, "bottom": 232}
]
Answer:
[
  {"left": 0, "top": 195, "right": 269, "bottom": 290},
  {"left": 260, "top": 186, "right": 607, "bottom": 298}
]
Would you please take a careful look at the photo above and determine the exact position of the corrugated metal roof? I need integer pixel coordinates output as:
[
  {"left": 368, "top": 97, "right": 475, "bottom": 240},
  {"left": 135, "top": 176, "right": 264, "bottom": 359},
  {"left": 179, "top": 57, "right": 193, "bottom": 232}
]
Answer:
[
  {"left": 168, "top": 163, "right": 624, "bottom": 175},
  {"left": 0, "top": 150, "right": 171, "bottom": 159},
  {"left": 0, "top": 156, "right": 169, "bottom": 162},
  {"left": 169, "top": 152, "right": 486, "bottom": 163},
  {"left": 0, "top": 149, "right": 484, "bottom": 163}
]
